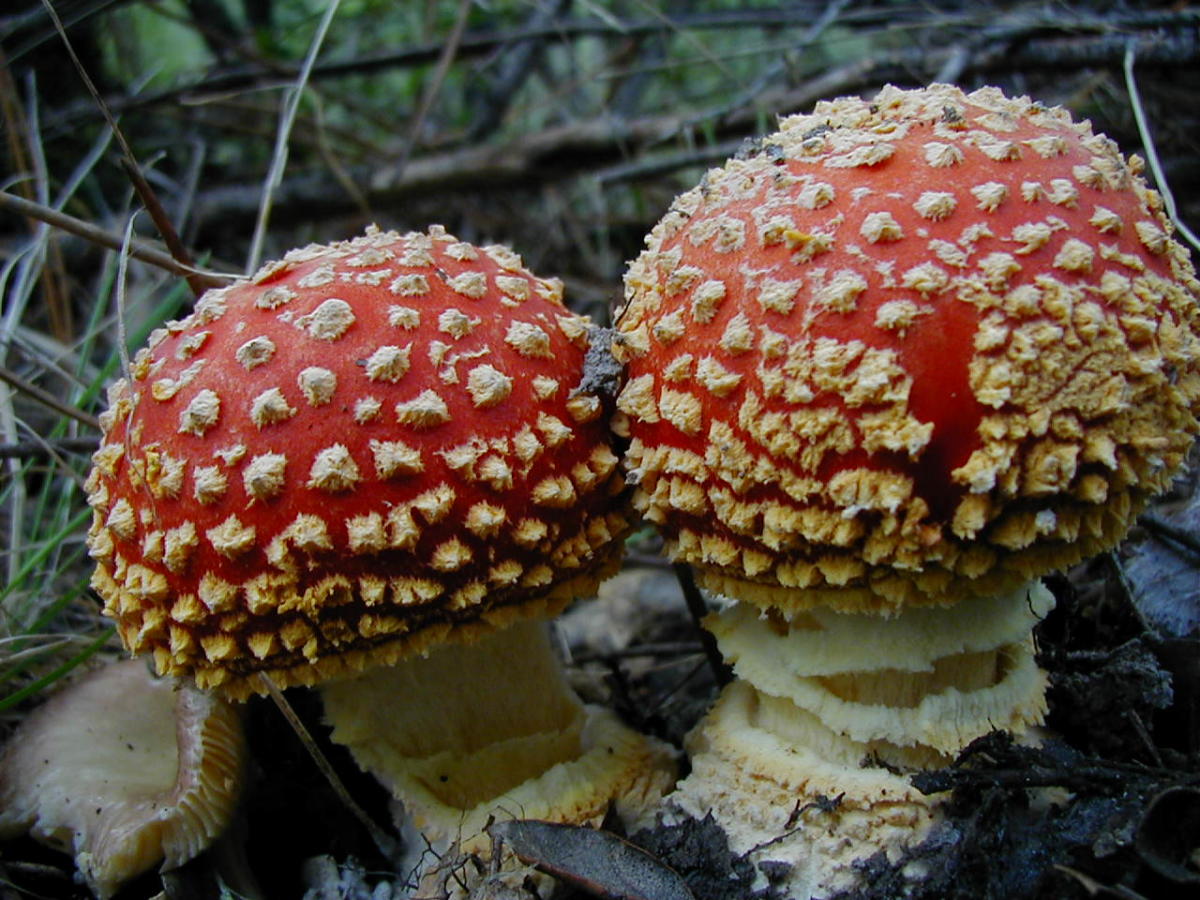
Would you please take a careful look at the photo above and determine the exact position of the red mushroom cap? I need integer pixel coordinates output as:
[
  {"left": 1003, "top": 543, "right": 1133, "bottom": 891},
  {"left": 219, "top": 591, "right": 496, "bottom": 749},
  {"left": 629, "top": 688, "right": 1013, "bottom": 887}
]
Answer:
[
  {"left": 86, "top": 226, "right": 629, "bottom": 697},
  {"left": 615, "top": 84, "right": 1200, "bottom": 614}
]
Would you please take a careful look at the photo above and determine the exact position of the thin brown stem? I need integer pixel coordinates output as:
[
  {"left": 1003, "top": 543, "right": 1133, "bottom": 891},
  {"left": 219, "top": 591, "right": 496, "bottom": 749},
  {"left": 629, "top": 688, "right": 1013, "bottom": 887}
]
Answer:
[
  {"left": 0, "top": 191, "right": 234, "bottom": 289},
  {"left": 255, "top": 673, "right": 399, "bottom": 863},
  {"left": 38, "top": 0, "right": 207, "bottom": 299},
  {"left": 0, "top": 365, "right": 99, "bottom": 430},
  {"left": 672, "top": 563, "right": 732, "bottom": 688}
]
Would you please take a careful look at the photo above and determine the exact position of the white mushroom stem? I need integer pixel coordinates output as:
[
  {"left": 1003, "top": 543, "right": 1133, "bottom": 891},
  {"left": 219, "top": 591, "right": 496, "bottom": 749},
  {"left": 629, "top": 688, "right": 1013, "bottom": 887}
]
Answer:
[
  {"left": 708, "top": 581, "right": 1055, "bottom": 754},
  {"left": 667, "top": 581, "right": 1056, "bottom": 898},
  {"left": 320, "top": 619, "right": 675, "bottom": 852},
  {"left": 0, "top": 660, "right": 245, "bottom": 898}
]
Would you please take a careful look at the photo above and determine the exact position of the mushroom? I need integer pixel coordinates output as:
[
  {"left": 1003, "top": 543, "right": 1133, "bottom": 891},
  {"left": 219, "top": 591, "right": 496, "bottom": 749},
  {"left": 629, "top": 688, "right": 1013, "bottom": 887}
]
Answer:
[
  {"left": 0, "top": 659, "right": 244, "bottom": 897},
  {"left": 84, "top": 226, "right": 674, "bottom": 866},
  {"left": 613, "top": 84, "right": 1200, "bottom": 894}
]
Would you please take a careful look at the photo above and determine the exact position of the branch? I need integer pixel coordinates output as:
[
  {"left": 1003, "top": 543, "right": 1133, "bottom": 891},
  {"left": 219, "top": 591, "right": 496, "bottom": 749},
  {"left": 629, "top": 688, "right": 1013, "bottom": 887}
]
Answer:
[
  {"left": 187, "top": 23, "right": 1200, "bottom": 232},
  {"left": 39, "top": 6, "right": 1200, "bottom": 134},
  {"left": 0, "top": 191, "right": 236, "bottom": 288}
]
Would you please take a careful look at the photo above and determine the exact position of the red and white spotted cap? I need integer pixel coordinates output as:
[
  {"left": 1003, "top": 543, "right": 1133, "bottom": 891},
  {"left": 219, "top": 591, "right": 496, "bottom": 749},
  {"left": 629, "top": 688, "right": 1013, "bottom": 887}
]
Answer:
[
  {"left": 86, "top": 226, "right": 629, "bottom": 698},
  {"left": 615, "top": 83, "right": 1200, "bottom": 614}
]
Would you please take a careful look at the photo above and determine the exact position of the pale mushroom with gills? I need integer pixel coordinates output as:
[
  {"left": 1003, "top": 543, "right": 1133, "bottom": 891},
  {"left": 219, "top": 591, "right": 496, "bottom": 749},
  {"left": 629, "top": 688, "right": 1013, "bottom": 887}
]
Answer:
[
  {"left": 0, "top": 659, "right": 244, "bottom": 898},
  {"left": 83, "top": 226, "right": 675, "bottom": 868},
  {"left": 613, "top": 83, "right": 1200, "bottom": 895}
]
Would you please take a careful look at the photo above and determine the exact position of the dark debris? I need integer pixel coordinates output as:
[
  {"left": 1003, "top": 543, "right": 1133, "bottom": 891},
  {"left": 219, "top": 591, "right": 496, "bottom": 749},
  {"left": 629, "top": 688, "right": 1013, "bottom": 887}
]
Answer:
[{"left": 629, "top": 814, "right": 786, "bottom": 900}]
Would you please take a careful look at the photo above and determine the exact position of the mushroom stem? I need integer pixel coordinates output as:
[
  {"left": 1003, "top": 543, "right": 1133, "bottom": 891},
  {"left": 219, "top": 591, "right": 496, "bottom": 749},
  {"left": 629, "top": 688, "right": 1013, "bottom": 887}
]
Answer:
[
  {"left": 321, "top": 619, "right": 675, "bottom": 851},
  {"left": 670, "top": 580, "right": 1055, "bottom": 897},
  {"left": 708, "top": 580, "right": 1054, "bottom": 754}
]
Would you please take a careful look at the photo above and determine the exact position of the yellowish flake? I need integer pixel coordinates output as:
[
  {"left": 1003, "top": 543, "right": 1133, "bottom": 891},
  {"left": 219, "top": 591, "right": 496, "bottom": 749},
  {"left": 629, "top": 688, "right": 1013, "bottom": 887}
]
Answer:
[
  {"left": 757, "top": 278, "right": 802, "bottom": 315},
  {"left": 979, "top": 252, "right": 1022, "bottom": 290},
  {"left": 444, "top": 241, "right": 478, "bottom": 261},
  {"left": 759, "top": 215, "right": 796, "bottom": 246},
  {"left": 201, "top": 632, "right": 239, "bottom": 663},
  {"left": 659, "top": 387, "right": 703, "bottom": 435},
  {"left": 412, "top": 483, "right": 455, "bottom": 524},
  {"left": 466, "top": 364, "right": 513, "bottom": 408},
  {"left": 923, "top": 141, "right": 963, "bottom": 167},
  {"left": 170, "top": 593, "right": 207, "bottom": 625},
  {"left": 532, "top": 475, "right": 577, "bottom": 508},
  {"left": 512, "top": 518, "right": 548, "bottom": 547},
  {"left": 206, "top": 514, "right": 257, "bottom": 559},
  {"left": 859, "top": 211, "right": 903, "bottom": 243},
  {"left": 250, "top": 387, "right": 296, "bottom": 427},
  {"left": 505, "top": 320, "right": 552, "bottom": 357},
  {"left": 1024, "top": 134, "right": 1068, "bottom": 158},
  {"left": 1089, "top": 207, "right": 1123, "bottom": 234},
  {"left": 521, "top": 564, "right": 554, "bottom": 588},
  {"left": 913, "top": 191, "right": 957, "bottom": 221},
  {"left": 298, "top": 367, "right": 337, "bottom": 405},
  {"left": 665, "top": 265, "right": 703, "bottom": 295},
  {"left": 512, "top": 426, "right": 542, "bottom": 464},
  {"left": 971, "top": 181, "right": 1009, "bottom": 212},
  {"left": 901, "top": 262, "right": 950, "bottom": 294},
  {"left": 354, "top": 397, "right": 382, "bottom": 423},
  {"left": 695, "top": 357, "right": 743, "bottom": 397},
  {"left": 387, "top": 304, "right": 422, "bottom": 328},
  {"left": 814, "top": 270, "right": 868, "bottom": 312},
  {"left": 447, "top": 271, "right": 488, "bottom": 299},
  {"left": 824, "top": 143, "right": 895, "bottom": 168},
  {"left": 874, "top": 299, "right": 927, "bottom": 334},
  {"left": 296, "top": 298, "right": 355, "bottom": 340},
  {"left": 396, "top": 390, "right": 451, "bottom": 428},
  {"left": 193, "top": 465, "right": 228, "bottom": 504},
  {"left": 236, "top": 336, "right": 276, "bottom": 370},
  {"left": 346, "top": 246, "right": 394, "bottom": 267},
  {"left": 495, "top": 275, "right": 530, "bottom": 301},
  {"left": 691, "top": 280, "right": 728, "bottom": 323},
  {"left": 797, "top": 181, "right": 835, "bottom": 208},
  {"left": 653, "top": 310, "right": 686, "bottom": 345},
  {"left": 431, "top": 537, "right": 472, "bottom": 571},
  {"left": 535, "top": 412, "right": 572, "bottom": 448},
  {"left": 968, "top": 131, "right": 1021, "bottom": 162},
  {"left": 565, "top": 393, "right": 601, "bottom": 423},
  {"left": 296, "top": 263, "right": 335, "bottom": 288},
  {"left": 719, "top": 313, "right": 754, "bottom": 355},
  {"left": 439, "top": 308, "right": 480, "bottom": 339},
  {"left": 488, "top": 560, "right": 523, "bottom": 586},
  {"left": 179, "top": 388, "right": 221, "bottom": 436},
  {"left": 163, "top": 521, "right": 198, "bottom": 573},
  {"left": 243, "top": 452, "right": 288, "bottom": 501},
  {"left": 1011, "top": 222, "right": 1055, "bottom": 254},
  {"left": 1053, "top": 238, "right": 1095, "bottom": 273},
  {"left": 616, "top": 374, "right": 659, "bottom": 423},
  {"left": 198, "top": 572, "right": 239, "bottom": 613},
  {"left": 466, "top": 502, "right": 506, "bottom": 537},
  {"left": 663, "top": 354, "right": 694, "bottom": 383},
  {"left": 256, "top": 285, "right": 297, "bottom": 309},
  {"left": 555, "top": 313, "right": 589, "bottom": 345},
  {"left": 370, "top": 439, "right": 423, "bottom": 479},
  {"left": 1134, "top": 221, "right": 1169, "bottom": 255},
  {"left": 307, "top": 444, "right": 361, "bottom": 492},
  {"left": 386, "top": 507, "right": 420, "bottom": 550},
  {"left": 104, "top": 498, "right": 137, "bottom": 542},
  {"left": 1047, "top": 178, "right": 1080, "bottom": 207},
  {"left": 365, "top": 344, "right": 412, "bottom": 382},
  {"left": 346, "top": 512, "right": 387, "bottom": 554}
]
